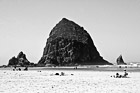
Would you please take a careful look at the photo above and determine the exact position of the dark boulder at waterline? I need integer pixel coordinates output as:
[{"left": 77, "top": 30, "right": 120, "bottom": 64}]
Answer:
[{"left": 38, "top": 18, "right": 112, "bottom": 66}]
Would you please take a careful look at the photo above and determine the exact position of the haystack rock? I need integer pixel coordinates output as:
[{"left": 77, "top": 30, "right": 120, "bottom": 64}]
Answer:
[
  {"left": 116, "top": 55, "right": 127, "bottom": 65},
  {"left": 38, "top": 18, "right": 112, "bottom": 66},
  {"left": 8, "top": 51, "right": 31, "bottom": 66}
]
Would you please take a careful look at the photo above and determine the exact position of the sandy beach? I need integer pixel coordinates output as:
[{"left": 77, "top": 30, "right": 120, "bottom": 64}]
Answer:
[{"left": 0, "top": 67, "right": 140, "bottom": 93}]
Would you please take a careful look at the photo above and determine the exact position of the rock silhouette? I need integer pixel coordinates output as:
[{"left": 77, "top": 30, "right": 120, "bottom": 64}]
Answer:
[
  {"left": 38, "top": 18, "right": 112, "bottom": 66},
  {"left": 8, "top": 51, "right": 31, "bottom": 66},
  {"left": 116, "top": 55, "right": 127, "bottom": 65},
  {"left": 8, "top": 56, "right": 18, "bottom": 66}
]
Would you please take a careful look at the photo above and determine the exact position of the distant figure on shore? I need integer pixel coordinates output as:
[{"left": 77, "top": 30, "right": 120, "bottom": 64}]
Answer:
[
  {"left": 13, "top": 66, "right": 22, "bottom": 71},
  {"left": 116, "top": 73, "right": 119, "bottom": 78},
  {"left": 60, "top": 72, "right": 65, "bottom": 76},
  {"left": 24, "top": 66, "right": 28, "bottom": 71},
  {"left": 13, "top": 66, "right": 17, "bottom": 71},
  {"left": 74, "top": 66, "right": 77, "bottom": 69},
  {"left": 14, "top": 66, "right": 17, "bottom": 69},
  {"left": 18, "top": 68, "right": 21, "bottom": 71}
]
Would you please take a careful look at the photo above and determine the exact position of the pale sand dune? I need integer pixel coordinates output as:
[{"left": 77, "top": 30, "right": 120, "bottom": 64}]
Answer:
[{"left": 0, "top": 70, "right": 140, "bottom": 93}]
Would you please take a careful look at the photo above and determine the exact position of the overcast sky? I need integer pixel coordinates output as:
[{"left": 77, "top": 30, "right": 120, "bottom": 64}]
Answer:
[{"left": 0, "top": 0, "right": 140, "bottom": 65}]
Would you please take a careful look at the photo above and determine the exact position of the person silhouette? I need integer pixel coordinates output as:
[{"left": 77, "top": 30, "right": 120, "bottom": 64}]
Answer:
[
  {"left": 116, "top": 73, "right": 119, "bottom": 78},
  {"left": 123, "top": 69, "right": 128, "bottom": 77},
  {"left": 24, "top": 66, "right": 28, "bottom": 71}
]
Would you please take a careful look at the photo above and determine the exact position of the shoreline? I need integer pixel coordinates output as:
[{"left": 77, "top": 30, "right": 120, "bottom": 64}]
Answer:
[{"left": 1, "top": 66, "right": 140, "bottom": 72}]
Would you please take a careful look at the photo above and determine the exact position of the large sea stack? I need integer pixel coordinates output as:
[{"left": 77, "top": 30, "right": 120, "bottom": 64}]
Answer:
[{"left": 38, "top": 18, "right": 112, "bottom": 66}]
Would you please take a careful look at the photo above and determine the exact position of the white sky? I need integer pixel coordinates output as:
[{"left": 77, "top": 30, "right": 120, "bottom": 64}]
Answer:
[{"left": 0, "top": 0, "right": 140, "bottom": 65}]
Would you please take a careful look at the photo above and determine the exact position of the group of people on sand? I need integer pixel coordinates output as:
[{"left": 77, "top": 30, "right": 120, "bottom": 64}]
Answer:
[
  {"left": 74, "top": 66, "right": 78, "bottom": 69},
  {"left": 112, "top": 69, "right": 128, "bottom": 78},
  {"left": 50, "top": 72, "right": 74, "bottom": 76},
  {"left": 13, "top": 66, "right": 28, "bottom": 71}
]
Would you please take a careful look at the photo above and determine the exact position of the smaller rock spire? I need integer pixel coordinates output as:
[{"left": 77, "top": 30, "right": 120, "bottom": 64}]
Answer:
[
  {"left": 116, "top": 55, "right": 127, "bottom": 65},
  {"left": 8, "top": 51, "right": 31, "bottom": 66}
]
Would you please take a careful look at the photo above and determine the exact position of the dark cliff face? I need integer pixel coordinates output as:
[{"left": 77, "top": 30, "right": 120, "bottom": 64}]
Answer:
[
  {"left": 116, "top": 55, "right": 127, "bottom": 65},
  {"left": 38, "top": 18, "right": 112, "bottom": 66},
  {"left": 8, "top": 51, "right": 31, "bottom": 66}
]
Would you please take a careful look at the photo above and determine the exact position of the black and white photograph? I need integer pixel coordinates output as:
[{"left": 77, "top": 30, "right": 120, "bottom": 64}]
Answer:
[{"left": 0, "top": 0, "right": 140, "bottom": 93}]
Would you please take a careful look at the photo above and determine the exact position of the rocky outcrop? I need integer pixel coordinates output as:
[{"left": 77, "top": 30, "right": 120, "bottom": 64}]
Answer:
[
  {"left": 116, "top": 55, "right": 127, "bottom": 65},
  {"left": 8, "top": 51, "right": 32, "bottom": 66},
  {"left": 38, "top": 18, "right": 112, "bottom": 66},
  {"left": 8, "top": 56, "right": 18, "bottom": 66}
]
